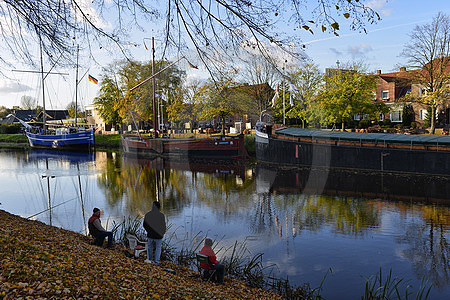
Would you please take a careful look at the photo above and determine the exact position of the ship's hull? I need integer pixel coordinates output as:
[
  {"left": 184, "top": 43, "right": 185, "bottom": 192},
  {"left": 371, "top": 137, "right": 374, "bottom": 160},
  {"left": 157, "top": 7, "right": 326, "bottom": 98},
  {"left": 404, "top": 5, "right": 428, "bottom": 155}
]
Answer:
[
  {"left": 26, "top": 130, "right": 95, "bottom": 151},
  {"left": 256, "top": 127, "right": 450, "bottom": 175},
  {"left": 122, "top": 135, "right": 247, "bottom": 158}
]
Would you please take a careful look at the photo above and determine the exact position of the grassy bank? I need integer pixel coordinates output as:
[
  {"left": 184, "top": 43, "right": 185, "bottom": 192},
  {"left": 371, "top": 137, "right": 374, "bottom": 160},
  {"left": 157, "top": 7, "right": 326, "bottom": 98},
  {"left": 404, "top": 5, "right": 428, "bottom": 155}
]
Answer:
[
  {"left": 0, "top": 210, "right": 279, "bottom": 299},
  {"left": 0, "top": 134, "right": 28, "bottom": 144},
  {"left": 0, "top": 134, "right": 29, "bottom": 150},
  {"left": 0, "top": 134, "right": 256, "bottom": 155},
  {"left": 94, "top": 134, "right": 122, "bottom": 150}
]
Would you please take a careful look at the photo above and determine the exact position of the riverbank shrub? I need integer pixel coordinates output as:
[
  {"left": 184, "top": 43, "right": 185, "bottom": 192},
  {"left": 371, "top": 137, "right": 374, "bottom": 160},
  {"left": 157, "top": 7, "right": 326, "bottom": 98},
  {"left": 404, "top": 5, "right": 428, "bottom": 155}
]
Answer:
[
  {"left": 245, "top": 134, "right": 255, "bottom": 156},
  {"left": 0, "top": 124, "right": 21, "bottom": 134},
  {"left": 0, "top": 133, "right": 28, "bottom": 143},
  {"left": 94, "top": 134, "right": 121, "bottom": 149}
]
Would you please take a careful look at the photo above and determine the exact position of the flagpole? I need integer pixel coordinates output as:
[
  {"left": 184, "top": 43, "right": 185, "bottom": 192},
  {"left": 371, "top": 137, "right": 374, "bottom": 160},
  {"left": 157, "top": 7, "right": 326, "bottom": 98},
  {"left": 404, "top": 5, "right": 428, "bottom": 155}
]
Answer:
[{"left": 283, "top": 80, "right": 285, "bottom": 125}]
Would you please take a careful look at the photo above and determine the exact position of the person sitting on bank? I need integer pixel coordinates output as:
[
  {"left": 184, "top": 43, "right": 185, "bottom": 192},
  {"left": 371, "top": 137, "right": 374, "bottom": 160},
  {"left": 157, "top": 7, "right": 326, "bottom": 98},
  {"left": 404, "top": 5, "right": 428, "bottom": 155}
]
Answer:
[
  {"left": 143, "top": 201, "right": 166, "bottom": 264},
  {"left": 88, "top": 208, "right": 114, "bottom": 248},
  {"left": 199, "top": 238, "right": 225, "bottom": 284}
]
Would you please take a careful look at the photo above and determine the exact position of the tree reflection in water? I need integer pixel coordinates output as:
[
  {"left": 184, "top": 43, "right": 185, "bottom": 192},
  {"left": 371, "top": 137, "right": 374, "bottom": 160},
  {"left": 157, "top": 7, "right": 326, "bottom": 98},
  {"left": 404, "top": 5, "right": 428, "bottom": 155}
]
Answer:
[
  {"left": 95, "top": 155, "right": 449, "bottom": 293},
  {"left": 395, "top": 205, "right": 449, "bottom": 289}
]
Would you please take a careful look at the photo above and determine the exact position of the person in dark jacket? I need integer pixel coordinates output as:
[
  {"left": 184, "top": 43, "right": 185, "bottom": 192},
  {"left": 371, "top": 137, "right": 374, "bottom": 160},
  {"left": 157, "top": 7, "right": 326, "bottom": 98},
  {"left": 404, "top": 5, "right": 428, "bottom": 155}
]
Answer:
[
  {"left": 143, "top": 201, "right": 166, "bottom": 264},
  {"left": 199, "top": 238, "right": 225, "bottom": 284},
  {"left": 88, "top": 208, "right": 113, "bottom": 248}
]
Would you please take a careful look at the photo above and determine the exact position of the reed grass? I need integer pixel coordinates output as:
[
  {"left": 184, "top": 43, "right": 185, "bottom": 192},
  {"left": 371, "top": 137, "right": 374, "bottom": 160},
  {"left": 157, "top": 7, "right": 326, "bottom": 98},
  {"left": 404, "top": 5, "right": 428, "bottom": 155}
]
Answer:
[{"left": 362, "top": 268, "right": 432, "bottom": 300}]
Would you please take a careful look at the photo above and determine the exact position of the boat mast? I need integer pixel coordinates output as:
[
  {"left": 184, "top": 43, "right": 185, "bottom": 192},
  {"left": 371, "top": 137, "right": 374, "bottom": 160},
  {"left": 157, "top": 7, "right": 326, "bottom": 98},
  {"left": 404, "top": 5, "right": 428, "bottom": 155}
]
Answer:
[
  {"left": 40, "top": 38, "right": 46, "bottom": 131},
  {"left": 75, "top": 45, "right": 79, "bottom": 126},
  {"left": 152, "top": 37, "right": 158, "bottom": 138}
]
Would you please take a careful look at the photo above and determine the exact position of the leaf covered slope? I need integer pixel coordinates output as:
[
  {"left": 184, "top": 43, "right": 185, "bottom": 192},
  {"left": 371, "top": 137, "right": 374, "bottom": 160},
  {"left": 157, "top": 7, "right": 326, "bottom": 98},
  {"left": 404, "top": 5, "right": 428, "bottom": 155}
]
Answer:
[{"left": 0, "top": 210, "right": 280, "bottom": 299}]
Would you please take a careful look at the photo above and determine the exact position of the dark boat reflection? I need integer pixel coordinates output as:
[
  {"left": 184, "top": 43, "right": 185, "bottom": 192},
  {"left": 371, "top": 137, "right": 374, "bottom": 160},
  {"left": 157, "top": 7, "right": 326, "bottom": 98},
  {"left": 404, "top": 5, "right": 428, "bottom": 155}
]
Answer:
[
  {"left": 27, "top": 149, "right": 95, "bottom": 164},
  {"left": 256, "top": 164, "right": 450, "bottom": 204},
  {"left": 124, "top": 155, "right": 247, "bottom": 179}
]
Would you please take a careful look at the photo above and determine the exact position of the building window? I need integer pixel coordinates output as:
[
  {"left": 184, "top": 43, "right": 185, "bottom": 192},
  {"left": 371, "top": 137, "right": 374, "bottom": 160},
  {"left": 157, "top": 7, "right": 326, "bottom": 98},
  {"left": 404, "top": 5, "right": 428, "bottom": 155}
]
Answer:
[
  {"left": 382, "top": 90, "right": 389, "bottom": 100},
  {"left": 390, "top": 110, "right": 402, "bottom": 122},
  {"left": 354, "top": 114, "right": 361, "bottom": 121},
  {"left": 420, "top": 109, "right": 428, "bottom": 120},
  {"left": 379, "top": 113, "right": 384, "bottom": 121}
]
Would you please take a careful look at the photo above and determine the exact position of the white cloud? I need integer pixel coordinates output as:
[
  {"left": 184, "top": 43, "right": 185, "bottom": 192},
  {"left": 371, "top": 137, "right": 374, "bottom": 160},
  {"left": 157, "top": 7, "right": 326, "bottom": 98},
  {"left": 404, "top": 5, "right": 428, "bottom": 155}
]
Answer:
[
  {"left": 366, "top": 0, "right": 388, "bottom": 10},
  {"left": 381, "top": 9, "right": 392, "bottom": 16},
  {"left": 0, "top": 81, "right": 33, "bottom": 94},
  {"left": 329, "top": 48, "right": 342, "bottom": 56},
  {"left": 366, "top": 0, "right": 391, "bottom": 16},
  {"left": 347, "top": 43, "right": 373, "bottom": 58},
  {"left": 76, "top": 0, "right": 112, "bottom": 29}
]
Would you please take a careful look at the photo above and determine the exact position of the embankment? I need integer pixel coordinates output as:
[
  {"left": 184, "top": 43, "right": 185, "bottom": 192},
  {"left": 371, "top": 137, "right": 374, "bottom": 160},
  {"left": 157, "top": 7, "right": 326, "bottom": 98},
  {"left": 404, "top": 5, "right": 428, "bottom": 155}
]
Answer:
[{"left": 0, "top": 210, "right": 279, "bottom": 299}]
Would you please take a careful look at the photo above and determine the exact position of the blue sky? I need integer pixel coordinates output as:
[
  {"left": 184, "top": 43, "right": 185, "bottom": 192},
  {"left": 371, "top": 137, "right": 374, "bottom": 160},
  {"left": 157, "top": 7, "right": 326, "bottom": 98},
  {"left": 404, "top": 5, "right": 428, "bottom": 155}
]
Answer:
[
  {"left": 303, "top": 0, "right": 450, "bottom": 73},
  {"left": 0, "top": 0, "right": 449, "bottom": 109}
]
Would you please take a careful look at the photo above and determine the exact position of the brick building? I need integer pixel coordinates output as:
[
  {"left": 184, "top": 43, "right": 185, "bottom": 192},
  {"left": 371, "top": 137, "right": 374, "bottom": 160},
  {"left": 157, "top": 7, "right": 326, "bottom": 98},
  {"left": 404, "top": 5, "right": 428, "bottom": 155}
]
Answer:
[{"left": 375, "top": 66, "right": 450, "bottom": 126}]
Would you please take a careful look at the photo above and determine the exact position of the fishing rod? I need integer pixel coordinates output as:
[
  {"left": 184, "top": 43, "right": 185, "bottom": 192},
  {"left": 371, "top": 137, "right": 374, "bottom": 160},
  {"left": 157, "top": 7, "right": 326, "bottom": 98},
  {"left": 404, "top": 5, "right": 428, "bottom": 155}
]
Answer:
[{"left": 26, "top": 197, "right": 78, "bottom": 219}]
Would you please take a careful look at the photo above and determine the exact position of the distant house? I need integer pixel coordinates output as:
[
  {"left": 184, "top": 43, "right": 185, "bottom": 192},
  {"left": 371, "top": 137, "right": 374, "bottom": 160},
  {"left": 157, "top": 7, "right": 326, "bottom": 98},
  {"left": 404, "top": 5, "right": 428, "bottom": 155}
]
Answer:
[
  {"left": 0, "top": 109, "right": 69, "bottom": 126},
  {"left": 375, "top": 68, "right": 412, "bottom": 123},
  {"left": 85, "top": 104, "right": 114, "bottom": 133},
  {"left": 375, "top": 65, "right": 450, "bottom": 125},
  {"left": 0, "top": 109, "right": 36, "bottom": 125},
  {"left": 35, "top": 110, "right": 70, "bottom": 123}
]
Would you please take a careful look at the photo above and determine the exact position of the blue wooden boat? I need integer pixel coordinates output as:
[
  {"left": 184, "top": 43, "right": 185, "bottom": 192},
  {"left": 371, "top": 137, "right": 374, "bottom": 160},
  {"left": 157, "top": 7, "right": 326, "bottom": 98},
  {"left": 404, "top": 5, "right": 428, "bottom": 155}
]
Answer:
[{"left": 25, "top": 127, "right": 95, "bottom": 150}]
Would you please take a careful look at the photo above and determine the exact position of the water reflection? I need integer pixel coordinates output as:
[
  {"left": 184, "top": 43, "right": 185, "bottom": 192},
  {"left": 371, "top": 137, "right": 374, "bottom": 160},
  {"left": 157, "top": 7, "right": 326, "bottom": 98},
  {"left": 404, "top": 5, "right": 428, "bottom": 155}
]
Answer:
[
  {"left": 0, "top": 150, "right": 449, "bottom": 299},
  {"left": 396, "top": 208, "right": 449, "bottom": 290},
  {"left": 97, "top": 155, "right": 252, "bottom": 217}
]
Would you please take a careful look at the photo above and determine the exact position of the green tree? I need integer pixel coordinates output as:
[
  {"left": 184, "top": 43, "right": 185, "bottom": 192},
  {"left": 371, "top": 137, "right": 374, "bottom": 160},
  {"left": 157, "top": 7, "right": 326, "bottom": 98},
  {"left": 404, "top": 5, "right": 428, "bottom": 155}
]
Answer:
[
  {"left": 402, "top": 104, "right": 414, "bottom": 127},
  {"left": 286, "top": 64, "right": 323, "bottom": 128},
  {"left": 66, "top": 101, "right": 84, "bottom": 119},
  {"left": 166, "top": 90, "right": 191, "bottom": 130},
  {"left": 0, "top": 106, "right": 12, "bottom": 118},
  {"left": 97, "top": 60, "right": 185, "bottom": 125},
  {"left": 94, "top": 76, "right": 123, "bottom": 126},
  {"left": 319, "top": 70, "right": 378, "bottom": 130},
  {"left": 196, "top": 78, "right": 243, "bottom": 135},
  {"left": 401, "top": 12, "right": 450, "bottom": 134}
]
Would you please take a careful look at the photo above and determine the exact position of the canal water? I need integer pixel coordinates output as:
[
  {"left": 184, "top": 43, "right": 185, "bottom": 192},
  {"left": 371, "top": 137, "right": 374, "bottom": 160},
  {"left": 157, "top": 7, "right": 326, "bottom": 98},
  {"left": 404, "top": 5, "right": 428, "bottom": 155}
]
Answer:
[{"left": 0, "top": 149, "right": 449, "bottom": 299}]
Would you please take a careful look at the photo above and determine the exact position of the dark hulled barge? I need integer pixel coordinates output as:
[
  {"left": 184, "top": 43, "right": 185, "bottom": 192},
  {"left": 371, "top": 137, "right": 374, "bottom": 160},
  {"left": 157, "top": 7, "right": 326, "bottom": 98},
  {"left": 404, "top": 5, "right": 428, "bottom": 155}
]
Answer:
[{"left": 256, "top": 123, "right": 450, "bottom": 175}]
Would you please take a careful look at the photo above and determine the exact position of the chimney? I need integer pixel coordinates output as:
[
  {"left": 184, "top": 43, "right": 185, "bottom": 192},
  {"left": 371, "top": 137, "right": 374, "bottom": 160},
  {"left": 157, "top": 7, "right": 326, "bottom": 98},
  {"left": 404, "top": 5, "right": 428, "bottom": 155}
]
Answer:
[
  {"left": 376, "top": 69, "right": 381, "bottom": 75},
  {"left": 400, "top": 67, "right": 406, "bottom": 72}
]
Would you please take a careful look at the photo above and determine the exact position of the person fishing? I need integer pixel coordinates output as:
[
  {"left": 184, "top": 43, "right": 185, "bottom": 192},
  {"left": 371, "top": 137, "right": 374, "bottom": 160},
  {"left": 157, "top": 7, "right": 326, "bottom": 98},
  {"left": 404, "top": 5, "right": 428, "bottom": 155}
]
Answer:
[
  {"left": 88, "top": 208, "right": 114, "bottom": 248},
  {"left": 143, "top": 201, "right": 166, "bottom": 264},
  {"left": 199, "top": 238, "right": 225, "bottom": 284}
]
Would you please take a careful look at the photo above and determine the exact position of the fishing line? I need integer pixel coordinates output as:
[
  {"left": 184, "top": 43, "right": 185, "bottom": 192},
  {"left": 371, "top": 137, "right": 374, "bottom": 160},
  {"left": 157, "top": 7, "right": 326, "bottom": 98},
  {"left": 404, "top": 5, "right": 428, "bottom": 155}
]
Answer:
[{"left": 26, "top": 196, "right": 78, "bottom": 219}]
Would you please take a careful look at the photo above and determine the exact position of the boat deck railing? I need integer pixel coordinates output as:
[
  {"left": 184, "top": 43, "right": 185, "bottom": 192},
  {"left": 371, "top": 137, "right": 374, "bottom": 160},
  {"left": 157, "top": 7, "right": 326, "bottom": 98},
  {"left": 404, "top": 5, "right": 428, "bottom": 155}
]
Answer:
[{"left": 275, "top": 127, "right": 450, "bottom": 148}]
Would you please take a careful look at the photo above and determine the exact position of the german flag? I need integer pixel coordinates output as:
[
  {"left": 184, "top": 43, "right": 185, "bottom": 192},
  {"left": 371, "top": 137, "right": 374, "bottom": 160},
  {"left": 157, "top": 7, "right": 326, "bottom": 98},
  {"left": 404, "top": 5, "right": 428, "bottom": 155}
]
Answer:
[{"left": 88, "top": 74, "right": 98, "bottom": 84}]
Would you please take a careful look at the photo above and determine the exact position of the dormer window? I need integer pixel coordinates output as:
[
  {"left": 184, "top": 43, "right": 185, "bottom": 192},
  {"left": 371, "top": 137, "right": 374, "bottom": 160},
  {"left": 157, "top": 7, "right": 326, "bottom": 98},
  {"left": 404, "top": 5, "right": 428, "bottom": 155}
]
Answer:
[{"left": 382, "top": 90, "right": 389, "bottom": 100}]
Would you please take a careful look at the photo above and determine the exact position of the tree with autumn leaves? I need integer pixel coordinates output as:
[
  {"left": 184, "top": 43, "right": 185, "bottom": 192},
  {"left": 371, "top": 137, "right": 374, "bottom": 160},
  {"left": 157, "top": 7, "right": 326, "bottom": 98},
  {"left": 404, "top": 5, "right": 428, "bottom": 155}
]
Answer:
[
  {"left": 94, "top": 60, "right": 185, "bottom": 127},
  {"left": 97, "top": 63, "right": 391, "bottom": 133},
  {"left": 319, "top": 69, "right": 386, "bottom": 130},
  {"left": 194, "top": 78, "right": 246, "bottom": 135}
]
